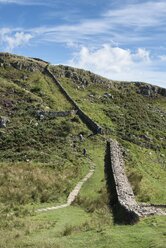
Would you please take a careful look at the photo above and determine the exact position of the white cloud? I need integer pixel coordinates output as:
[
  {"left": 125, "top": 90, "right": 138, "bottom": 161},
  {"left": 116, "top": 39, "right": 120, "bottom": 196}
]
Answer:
[
  {"left": 0, "top": 29, "right": 33, "bottom": 51},
  {"left": 69, "top": 45, "right": 150, "bottom": 74},
  {"left": 70, "top": 44, "right": 133, "bottom": 74},
  {"left": 133, "top": 48, "right": 151, "bottom": 62},
  {"left": 159, "top": 55, "right": 166, "bottom": 61},
  {"left": 68, "top": 44, "right": 166, "bottom": 88}
]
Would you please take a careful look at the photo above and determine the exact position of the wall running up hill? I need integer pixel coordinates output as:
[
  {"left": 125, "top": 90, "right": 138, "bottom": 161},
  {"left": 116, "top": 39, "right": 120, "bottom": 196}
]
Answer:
[{"left": 45, "top": 66, "right": 102, "bottom": 134}]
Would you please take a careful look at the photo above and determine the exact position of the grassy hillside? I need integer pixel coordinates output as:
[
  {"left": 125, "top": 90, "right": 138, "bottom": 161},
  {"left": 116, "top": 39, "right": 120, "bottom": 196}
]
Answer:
[
  {"left": 0, "top": 53, "right": 166, "bottom": 248},
  {"left": 0, "top": 54, "right": 91, "bottom": 211},
  {"left": 51, "top": 65, "right": 166, "bottom": 204}
]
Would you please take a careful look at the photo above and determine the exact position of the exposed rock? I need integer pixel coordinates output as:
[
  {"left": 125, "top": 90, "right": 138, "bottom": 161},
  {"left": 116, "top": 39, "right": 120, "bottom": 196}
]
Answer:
[
  {"left": 39, "top": 114, "right": 44, "bottom": 120},
  {"left": 89, "top": 94, "right": 95, "bottom": 98},
  {"left": 72, "top": 72, "right": 79, "bottom": 81},
  {"left": 2, "top": 100, "right": 14, "bottom": 108},
  {"left": 103, "top": 93, "right": 114, "bottom": 99},
  {"left": 158, "top": 87, "right": 166, "bottom": 96},
  {"left": 79, "top": 133, "right": 84, "bottom": 141},
  {"left": 139, "top": 134, "right": 152, "bottom": 141},
  {"left": 0, "top": 116, "right": 10, "bottom": 128},
  {"left": 21, "top": 75, "right": 29, "bottom": 80},
  {"left": 65, "top": 70, "right": 72, "bottom": 78},
  {"left": 135, "top": 82, "right": 166, "bottom": 97}
]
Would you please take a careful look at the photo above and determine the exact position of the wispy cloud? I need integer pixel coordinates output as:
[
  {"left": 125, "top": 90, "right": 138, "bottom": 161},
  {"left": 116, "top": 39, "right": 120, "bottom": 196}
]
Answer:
[
  {"left": 104, "top": 1, "right": 166, "bottom": 27},
  {"left": 26, "top": 1, "right": 166, "bottom": 48},
  {"left": 0, "top": 0, "right": 55, "bottom": 6},
  {"left": 159, "top": 55, "right": 166, "bottom": 62},
  {"left": 1, "top": 1, "right": 165, "bottom": 48}
]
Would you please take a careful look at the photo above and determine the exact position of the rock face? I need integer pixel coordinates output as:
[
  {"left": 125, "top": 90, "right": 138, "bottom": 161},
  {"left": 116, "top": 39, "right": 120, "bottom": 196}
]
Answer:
[
  {"left": 0, "top": 52, "right": 48, "bottom": 72},
  {"left": 135, "top": 82, "right": 166, "bottom": 97}
]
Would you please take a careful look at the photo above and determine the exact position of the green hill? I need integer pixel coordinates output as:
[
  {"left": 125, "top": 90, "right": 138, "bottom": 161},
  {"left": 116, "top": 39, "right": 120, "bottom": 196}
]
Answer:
[{"left": 0, "top": 53, "right": 165, "bottom": 248}]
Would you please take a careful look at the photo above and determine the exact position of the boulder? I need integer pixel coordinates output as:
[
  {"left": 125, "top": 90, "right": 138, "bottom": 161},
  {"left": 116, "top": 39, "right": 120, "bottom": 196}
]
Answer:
[
  {"left": 103, "top": 93, "right": 114, "bottom": 99},
  {"left": 0, "top": 116, "right": 10, "bottom": 128}
]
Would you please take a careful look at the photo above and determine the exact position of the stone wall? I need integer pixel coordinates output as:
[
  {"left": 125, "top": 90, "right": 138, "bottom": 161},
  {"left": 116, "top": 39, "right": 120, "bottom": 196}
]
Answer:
[
  {"left": 105, "top": 140, "right": 139, "bottom": 223},
  {"left": 36, "top": 110, "right": 77, "bottom": 119},
  {"left": 105, "top": 139, "right": 166, "bottom": 224},
  {"left": 45, "top": 66, "right": 102, "bottom": 134}
]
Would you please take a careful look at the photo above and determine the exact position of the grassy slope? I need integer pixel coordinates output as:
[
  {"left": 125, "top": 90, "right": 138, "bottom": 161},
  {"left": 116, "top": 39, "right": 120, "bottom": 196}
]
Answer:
[
  {"left": 0, "top": 62, "right": 92, "bottom": 211},
  {"left": 1, "top": 134, "right": 165, "bottom": 248},
  {"left": 0, "top": 56, "right": 166, "bottom": 248},
  {"left": 1, "top": 200, "right": 166, "bottom": 248},
  {"left": 57, "top": 72, "right": 166, "bottom": 204}
]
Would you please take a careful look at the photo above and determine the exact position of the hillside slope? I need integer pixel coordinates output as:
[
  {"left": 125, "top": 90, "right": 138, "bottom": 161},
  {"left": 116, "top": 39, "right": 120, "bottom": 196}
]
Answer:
[
  {"left": 50, "top": 64, "right": 166, "bottom": 203},
  {"left": 0, "top": 53, "right": 166, "bottom": 248},
  {"left": 0, "top": 53, "right": 92, "bottom": 208}
]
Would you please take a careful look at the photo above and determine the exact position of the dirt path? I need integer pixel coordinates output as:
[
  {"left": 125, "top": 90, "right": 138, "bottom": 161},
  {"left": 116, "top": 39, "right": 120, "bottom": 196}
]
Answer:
[{"left": 36, "top": 165, "right": 95, "bottom": 213}]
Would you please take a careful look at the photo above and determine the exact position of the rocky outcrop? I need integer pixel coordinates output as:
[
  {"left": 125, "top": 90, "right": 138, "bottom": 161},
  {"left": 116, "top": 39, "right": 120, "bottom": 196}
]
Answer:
[
  {"left": 135, "top": 82, "right": 166, "bottom": 97},
  {"left": 51, "top": 65, "right": 113, "bottom": 88},
  {"left": 0, "top": 52, "right": 48, "bottom": 72},
  {"left": 105, "top": 139, "right": 166, "bottom": 224}
]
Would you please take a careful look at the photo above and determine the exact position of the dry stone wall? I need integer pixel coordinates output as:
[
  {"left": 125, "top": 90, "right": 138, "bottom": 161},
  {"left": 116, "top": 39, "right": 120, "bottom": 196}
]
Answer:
[
  {"left": 45, "top": 66, "right": 102, "bottom": 134},
  {"left": 105, "top": 139, "right": 166, "bottom": 224},
  {"left": 36, "top": 110, "right": 77, "bottom": 119}
]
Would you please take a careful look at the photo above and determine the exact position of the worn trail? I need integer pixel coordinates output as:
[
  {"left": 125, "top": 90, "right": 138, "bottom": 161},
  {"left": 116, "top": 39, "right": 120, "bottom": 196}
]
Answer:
[{"left": 36, "top": 165, "right": 95, "bottom": 213}]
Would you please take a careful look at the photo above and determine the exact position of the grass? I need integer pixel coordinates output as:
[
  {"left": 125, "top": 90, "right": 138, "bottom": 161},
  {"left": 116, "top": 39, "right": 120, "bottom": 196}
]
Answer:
[
  {"left": 0, "top": 54, "right": 166, "bottom": 248},
  {"left": 0, "top": 62, "right": 92, "bottom": 214},
  {"left": 125, "top": 142, "right": 166, "bottom": 203},
  {"left": 59, "top": 76, "right": 166, "bottom": 149},
  {"left": 57, "top": 71, "right": 166, "bottom": 205},
  {"left": 1, "top": 204, "right": 165, "bottom": 248}
]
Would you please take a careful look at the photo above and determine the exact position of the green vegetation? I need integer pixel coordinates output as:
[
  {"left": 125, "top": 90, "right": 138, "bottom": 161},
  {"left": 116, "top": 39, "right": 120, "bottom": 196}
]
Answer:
[
  {"left": 0, "top": 54, "right": 165, "bottom": 248},
  {"left": 56, "top": 70, "right": 166, "bottom": 204},
  {"left": 0, "top": 60, "right": 90, "bottom": 212},
  {"left": 125, "top": 142, "right": 166, "bottom": 203}
]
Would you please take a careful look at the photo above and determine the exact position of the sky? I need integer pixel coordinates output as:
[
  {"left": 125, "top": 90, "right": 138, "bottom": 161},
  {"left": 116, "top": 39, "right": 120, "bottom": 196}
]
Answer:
[{"left": 0, "top": 0, "right": 166, "bottom": 88}]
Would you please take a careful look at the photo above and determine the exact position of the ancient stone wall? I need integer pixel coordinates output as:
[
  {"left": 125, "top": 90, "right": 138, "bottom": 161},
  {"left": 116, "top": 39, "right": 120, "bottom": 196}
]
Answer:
[
  {"left": 45, "top": 66, "right": 102, "bottom": 134},
  {"left": 105, "top": 139, "right": 166, "bottom": 224},
  {"left": 105, "top": 140, "right": 139, "bottom": 223},
  {"left": 36, "top": 110, "right": 77, "bottom": 119}
]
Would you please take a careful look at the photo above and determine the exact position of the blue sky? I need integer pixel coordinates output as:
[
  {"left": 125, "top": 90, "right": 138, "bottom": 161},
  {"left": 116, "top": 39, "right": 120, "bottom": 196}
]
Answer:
[{"left": 0, "top": 0, "right": 166, "bottom": 88}]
